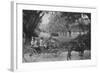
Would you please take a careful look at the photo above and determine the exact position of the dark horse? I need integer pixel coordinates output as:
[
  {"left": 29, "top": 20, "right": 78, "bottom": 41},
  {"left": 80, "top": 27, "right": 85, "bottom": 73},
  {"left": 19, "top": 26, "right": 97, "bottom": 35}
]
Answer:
[
  {"left": 67, "top": 41, "right": 86, "bottom": 60},
  {"left": 67, "top": 33, "right": 90, "bottom": 60}
]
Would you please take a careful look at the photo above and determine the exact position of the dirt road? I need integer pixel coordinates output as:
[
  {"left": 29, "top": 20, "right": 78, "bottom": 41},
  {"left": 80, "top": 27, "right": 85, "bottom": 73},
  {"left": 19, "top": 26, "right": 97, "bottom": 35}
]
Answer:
[{"left": 23, "top": 50, "right": 90, "bottom": 62}]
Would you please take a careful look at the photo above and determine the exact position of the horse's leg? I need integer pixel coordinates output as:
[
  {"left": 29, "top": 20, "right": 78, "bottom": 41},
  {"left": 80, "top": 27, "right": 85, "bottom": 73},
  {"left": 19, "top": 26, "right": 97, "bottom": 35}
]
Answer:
[
  {"left": 67, "top": 50, "right": 71, "bottom": 60},
  {"left": 67, "top": 55, "right": 69, "bottom": 60},
  {"left": 69, "top": 51, "right": 71, "bottom": 60},
  {"left": 79, "top": 50, "right": 84, "bottom": 58},
  {"left": 79, "top": 51, "right": 81, "bottom": 56}
]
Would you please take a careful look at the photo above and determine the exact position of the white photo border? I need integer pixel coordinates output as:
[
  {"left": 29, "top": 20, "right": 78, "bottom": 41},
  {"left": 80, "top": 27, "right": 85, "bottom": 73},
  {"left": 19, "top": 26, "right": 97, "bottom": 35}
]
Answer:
[{"left": 12, "top": 1, "right": 97, "bottom": 71}]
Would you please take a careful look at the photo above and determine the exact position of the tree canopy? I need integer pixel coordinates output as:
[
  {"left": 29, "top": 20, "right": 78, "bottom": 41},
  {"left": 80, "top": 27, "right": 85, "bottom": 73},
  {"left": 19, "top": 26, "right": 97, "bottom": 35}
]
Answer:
[{"left": 23, "top": 10, "right": 91, "bottom": 41}]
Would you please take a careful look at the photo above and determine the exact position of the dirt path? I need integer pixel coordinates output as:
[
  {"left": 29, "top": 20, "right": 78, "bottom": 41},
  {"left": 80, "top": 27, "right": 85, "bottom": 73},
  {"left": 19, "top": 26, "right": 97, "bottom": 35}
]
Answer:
[{"left": 23, "top": 50, "right": 91, "bottom": 63}]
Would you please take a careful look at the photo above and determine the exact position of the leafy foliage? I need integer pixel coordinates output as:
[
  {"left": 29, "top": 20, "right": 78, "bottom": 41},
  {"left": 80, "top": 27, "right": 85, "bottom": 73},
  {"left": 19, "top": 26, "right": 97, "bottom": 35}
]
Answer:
[
  {"left": 23, "top": 10, "right": 44, "bottom": 39},
  {"left": 23, "top": 10, "right": 91, "bottom": 51}
]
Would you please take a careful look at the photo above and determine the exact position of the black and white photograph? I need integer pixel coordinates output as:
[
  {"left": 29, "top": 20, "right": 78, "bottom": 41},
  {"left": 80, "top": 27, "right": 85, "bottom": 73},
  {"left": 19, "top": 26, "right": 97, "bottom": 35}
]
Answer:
[
  {"left": 22, "top": 10, "right": 91, "bottom": 62},
  {"left": 10, "top": 1, "right": 97, "bottom": 71}
]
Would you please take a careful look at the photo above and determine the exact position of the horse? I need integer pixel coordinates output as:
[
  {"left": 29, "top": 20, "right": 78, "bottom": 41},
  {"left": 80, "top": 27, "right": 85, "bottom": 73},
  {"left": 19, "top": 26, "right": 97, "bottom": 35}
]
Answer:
[{"left": 66, "top": 38, "right": 90, "bottom": 60}]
